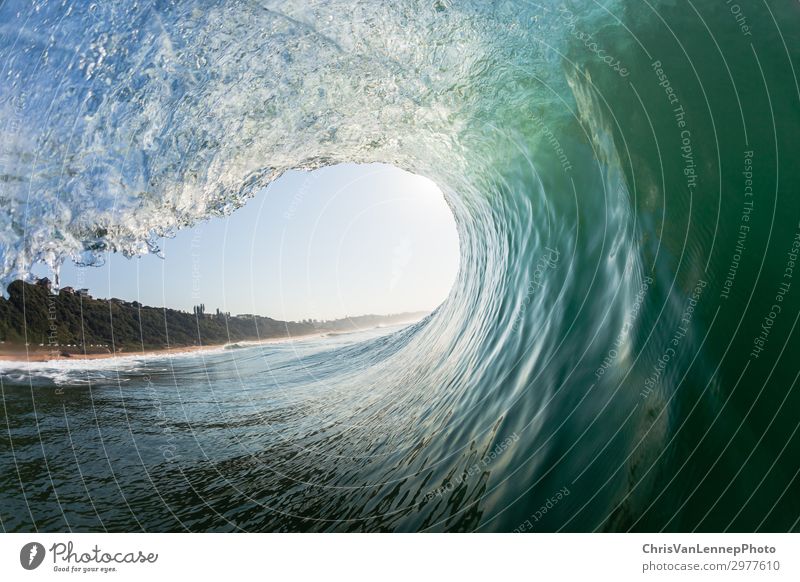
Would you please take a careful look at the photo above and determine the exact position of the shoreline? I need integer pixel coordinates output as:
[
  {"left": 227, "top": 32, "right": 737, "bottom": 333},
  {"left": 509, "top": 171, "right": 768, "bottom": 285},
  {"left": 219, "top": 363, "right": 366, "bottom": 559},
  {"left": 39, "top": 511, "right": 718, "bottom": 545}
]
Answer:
[{"left": 0, "top": 332, "right": 325, "bottom": 364}]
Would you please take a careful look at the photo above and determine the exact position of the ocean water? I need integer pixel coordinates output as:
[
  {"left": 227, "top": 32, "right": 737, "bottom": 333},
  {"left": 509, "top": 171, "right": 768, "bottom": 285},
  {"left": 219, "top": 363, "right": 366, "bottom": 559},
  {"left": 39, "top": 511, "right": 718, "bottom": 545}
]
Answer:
[{"left": 1, "top": 0, "right": 800, "bottom": 532}]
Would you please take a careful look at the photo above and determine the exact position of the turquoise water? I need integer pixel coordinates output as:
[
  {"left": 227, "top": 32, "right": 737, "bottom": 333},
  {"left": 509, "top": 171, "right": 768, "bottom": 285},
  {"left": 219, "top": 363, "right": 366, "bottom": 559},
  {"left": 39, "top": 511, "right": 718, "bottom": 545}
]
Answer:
[{"left": 1, "top": 0, "right": 799, "bottom": 531}]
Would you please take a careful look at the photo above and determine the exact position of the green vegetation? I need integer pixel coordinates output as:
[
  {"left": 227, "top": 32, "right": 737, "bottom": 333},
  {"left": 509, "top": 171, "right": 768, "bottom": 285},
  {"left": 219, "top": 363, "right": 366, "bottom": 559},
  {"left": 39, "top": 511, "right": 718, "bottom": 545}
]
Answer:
[{"left": 0, "top": 280, "right": 426, "bottom": 353}]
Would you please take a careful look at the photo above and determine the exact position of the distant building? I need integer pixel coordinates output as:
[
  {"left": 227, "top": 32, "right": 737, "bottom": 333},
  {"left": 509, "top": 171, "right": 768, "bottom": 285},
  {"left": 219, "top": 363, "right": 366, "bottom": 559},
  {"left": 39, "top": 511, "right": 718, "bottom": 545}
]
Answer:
[
  {"left": 35, "top": 277, "right": 52, "bottom": 291},
  {"left": 60, "top": 286, "right": 76, "bottom": 294},
  {"left": 76, "top": 288, "right": 91, "bottom": 298}
]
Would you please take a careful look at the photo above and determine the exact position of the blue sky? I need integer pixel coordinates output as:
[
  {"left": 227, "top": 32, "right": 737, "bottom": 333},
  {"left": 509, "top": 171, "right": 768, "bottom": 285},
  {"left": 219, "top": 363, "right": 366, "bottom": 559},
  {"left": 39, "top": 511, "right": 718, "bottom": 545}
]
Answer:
[{"left": 48, "top": 164, "right": 460, "bottom": 321}]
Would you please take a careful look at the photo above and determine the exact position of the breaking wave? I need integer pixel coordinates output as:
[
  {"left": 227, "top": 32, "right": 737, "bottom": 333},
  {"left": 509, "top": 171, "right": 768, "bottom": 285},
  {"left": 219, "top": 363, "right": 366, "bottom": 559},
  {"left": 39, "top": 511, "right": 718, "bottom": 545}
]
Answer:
[{"left": 1, "top": 0, "right": 799, "bottom": 531}]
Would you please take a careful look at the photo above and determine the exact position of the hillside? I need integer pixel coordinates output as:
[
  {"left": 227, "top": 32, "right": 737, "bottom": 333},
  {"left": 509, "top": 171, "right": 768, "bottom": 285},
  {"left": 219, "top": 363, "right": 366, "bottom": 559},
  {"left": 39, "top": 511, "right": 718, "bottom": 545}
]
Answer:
[{"left": 0, "top": 280, "right": 426, "bottom": 354}]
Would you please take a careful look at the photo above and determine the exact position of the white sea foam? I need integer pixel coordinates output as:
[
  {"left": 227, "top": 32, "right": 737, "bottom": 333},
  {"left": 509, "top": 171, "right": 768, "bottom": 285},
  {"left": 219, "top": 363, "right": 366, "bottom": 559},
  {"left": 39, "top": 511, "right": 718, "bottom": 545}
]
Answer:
[{"left": 0, "top": 0, "right": 576, "bottom": 290}]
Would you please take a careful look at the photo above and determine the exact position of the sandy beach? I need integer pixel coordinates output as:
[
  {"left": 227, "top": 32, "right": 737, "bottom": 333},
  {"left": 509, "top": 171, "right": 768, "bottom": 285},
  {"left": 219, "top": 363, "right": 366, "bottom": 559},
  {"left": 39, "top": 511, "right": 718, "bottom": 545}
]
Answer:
[{"left": 0, "top": 333, "right": 325, "bottom": 364}]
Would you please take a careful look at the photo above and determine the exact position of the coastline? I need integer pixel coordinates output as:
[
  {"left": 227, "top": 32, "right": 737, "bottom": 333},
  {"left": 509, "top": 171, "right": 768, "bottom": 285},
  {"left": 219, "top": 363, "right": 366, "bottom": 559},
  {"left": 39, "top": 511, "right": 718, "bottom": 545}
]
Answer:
[{"left": 0, "top": 332, "right": 325, "bottom": 364}]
